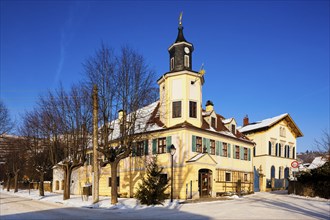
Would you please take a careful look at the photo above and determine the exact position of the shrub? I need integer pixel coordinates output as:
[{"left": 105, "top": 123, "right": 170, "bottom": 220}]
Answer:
[{"left": 135, "top": 157, "right": 169, "bottom": 205}]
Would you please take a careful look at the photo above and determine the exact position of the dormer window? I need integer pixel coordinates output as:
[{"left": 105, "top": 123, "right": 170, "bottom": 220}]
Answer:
[
  {"left": 211, "top": 117, "right": 216, "bottom": 128},
  {"left": 184, "top": 55, "right": 189, "bottom": 68},
  {"left": 231, "top": 124, "right": 236, "bottom": 134}
]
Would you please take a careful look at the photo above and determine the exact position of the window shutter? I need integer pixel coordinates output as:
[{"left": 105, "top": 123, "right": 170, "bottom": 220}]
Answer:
[
  {"left": 152, "top": 139, "right": 157, "bottom": 154},
  {"left": 203, "top": 137, "right": 206, "bottom": 152},
  {"left": 206, "top": 139, "right": 210, "bottom": 153},
  {"left": 192, "top": 135, "right": 196, "bottom": 152},
  {"left": 220, "top": 142, "right": 223, "bottom": 156},
  {"left": 240, "top": 146, "right": 244, "bottom": 160},
  {"left": 144, "top": 140, "right": 148, "bottom": 155},
  {"left": 216, "top": 141, "right": 220, "bottom": 156},
  {"left": 228, "top": 144, "right": 231, "bottom": 158},
  {"left": 248, "top": 148, "right": 251, "bottom": 161},
  {"left": 279, "top": 144, "right": 282, "bottom": 157},
  {"left": 132, "top": 145, "right": 136, "bottom": 157},
  {"left": 166, "top": 136, "right": 172, "bottom": 153}
]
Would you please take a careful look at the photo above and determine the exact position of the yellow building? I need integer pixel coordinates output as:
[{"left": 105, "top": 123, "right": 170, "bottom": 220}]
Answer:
[
  {"left": 53, "top": 21, "right": 255, "bottom": 199},
  {"left": 238, "top": 114, "right": 303, "bottom": 192}
]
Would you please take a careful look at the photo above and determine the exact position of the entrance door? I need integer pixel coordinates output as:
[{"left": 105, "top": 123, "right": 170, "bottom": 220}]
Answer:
[
  {"left": 199, "top": 169, "right": 212, "bottom": 197},
  {"left": 254, "top": 166, "right": 260, "bottom": 192}
]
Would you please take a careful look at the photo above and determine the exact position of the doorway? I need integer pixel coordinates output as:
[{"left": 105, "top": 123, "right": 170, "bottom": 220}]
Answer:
[{"left": 198, "top": 169, "right": 212, "bottom": 197}]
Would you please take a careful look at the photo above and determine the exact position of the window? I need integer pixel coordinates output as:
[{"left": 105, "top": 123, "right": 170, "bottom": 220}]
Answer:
[
  {"left": 158, "top": 137, "right": 166, "bottom": 154},
  {"left": 172, "top": 101, "right": 182, "bottom": 118},
  {"left": 253, "top": 147, "right": 256, "bottom": 157},
  {"left": 196, "top": 136, "right": 202, "bottom": 153},
  {"left": 108, "top": 177, "right": 120, "bottom": 187},
  {"left": 210, "top": 140, "right": 215, "bottom": 155},
  {"left": 211, "top": 117, "right": 216, "bottom": 128},
  {"left": 223, "top": 143, "right": 228, "bottom": 157},
  {"left": 86, "top": 153, "right": 93, "bottom": 165},
  {"left": 225, "top": 172, "right": 231, "bottom": 182},
  {"left": 292, "top": 147, "right": 295, "bottom": 159},
  {"left": 231, "top": 124, "right": 236, "bottom": 134},
  {"left": 136, "top": 141, "right": 144, "bottom": 156},
  {"left": 189, "top": 101, "right": 197, "bottom": 118},
  {"left": 244, "top": 173, "right": 248, "bottom": 182},
  {"left": 235, "top": 146, "right": 240, "bottom": 159},
  {"left": 244, "top": 148, "right": 248, "bottom": 160},
  {"left": 184, "top": 55, "right": 189, "bottom": 67},
  {"left": 160, "top": 174, "right": 168, "bottom": 184},
  {"left": 170, "top": 57, "right": 174, "bottom": 71}
]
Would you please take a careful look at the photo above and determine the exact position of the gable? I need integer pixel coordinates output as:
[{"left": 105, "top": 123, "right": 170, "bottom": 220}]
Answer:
[{"left": 186, "top": 153, "right": 217, "bottom": 165}]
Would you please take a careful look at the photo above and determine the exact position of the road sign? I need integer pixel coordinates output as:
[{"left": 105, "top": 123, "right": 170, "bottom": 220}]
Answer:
[{"left": 291, "top": 161, "right": 299, "bottom": 168}]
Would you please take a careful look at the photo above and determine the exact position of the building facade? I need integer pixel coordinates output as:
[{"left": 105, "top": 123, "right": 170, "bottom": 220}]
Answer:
[
  {"left": 238, "top": 114, "right": 303, "bottom": 191},
  {"left": 53, "top": 21, "right": 255, "bottom": 199}
]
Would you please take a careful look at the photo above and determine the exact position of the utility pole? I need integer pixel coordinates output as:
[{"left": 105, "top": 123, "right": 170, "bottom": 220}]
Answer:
[{"left": 92, "top": 85, "right": 99, "bottom": 203}]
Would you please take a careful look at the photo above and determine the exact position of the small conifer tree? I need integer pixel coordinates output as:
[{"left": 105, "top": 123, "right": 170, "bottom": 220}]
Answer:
[{"left": 135, "top": 157, "right": 169, "bottom": 205}]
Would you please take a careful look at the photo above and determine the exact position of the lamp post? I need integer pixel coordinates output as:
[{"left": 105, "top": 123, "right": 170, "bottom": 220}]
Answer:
[{"left": 170, "top": 144, "right": 176, "bottom": 203}]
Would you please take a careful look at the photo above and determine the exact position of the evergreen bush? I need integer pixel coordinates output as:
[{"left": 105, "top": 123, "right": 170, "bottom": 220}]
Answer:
[{"left": 135, "top": 157, "right": 169, "bottom": 205}]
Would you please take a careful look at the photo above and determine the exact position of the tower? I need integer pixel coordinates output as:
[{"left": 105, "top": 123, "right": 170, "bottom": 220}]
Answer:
[{"left": 158, "top": 15, "right": 204, "bottom": 128}]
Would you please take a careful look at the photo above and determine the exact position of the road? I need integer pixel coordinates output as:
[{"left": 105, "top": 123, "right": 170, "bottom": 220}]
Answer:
[{"left": 1, "top": 191, "right": 329, "bottom": 219}]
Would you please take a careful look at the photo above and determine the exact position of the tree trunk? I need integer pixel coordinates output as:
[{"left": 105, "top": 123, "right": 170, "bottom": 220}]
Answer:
[
  {"left": 39, "top": 172, "right": 45, "bottom": 196},
  {"left": 110, "top": 162, "right": 119, "bottom": 204},
  {"left": 14, "top": 172, "right": 19, "bottom": 193},
  {"left": 63, "top": 166, "right": 72, "bottom": 200},
  {"left": 6, "top": 174, "right": 11, "bottom": 192}
]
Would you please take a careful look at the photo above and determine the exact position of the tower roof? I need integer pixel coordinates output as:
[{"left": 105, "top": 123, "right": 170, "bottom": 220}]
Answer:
[{"left": 175, "top": 26, "right": 187, "bottom": 43}]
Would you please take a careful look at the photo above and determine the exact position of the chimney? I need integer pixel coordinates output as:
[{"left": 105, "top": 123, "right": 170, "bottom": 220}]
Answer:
[
  {"left": 243, "top": 115, "right": 249, "bottom": 126},
  {"left": 205, "top": 100, "right": 214, "bottom": 112},
  {"left": 118, "top": 110, "right": 126, "bottom": 121}
]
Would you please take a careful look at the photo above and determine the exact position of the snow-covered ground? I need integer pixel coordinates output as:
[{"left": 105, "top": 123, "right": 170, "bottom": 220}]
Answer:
[{"left": 1, "top": 188, "right": 329, "bottom": 219}]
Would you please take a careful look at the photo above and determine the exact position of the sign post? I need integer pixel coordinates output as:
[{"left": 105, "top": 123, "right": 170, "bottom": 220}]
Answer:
[{"left": 291, "top": 161, "right": 299, "bottom": 194}]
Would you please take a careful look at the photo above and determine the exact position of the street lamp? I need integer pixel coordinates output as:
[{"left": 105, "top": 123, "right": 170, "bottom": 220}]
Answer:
[{"left": 170, "top": 144, "right": 176, "bottom": 203}]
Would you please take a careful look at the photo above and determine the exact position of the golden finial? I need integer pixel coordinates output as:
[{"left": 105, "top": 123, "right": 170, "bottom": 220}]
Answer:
[{"left": 179, "top": 12, "right": 183, "bottom": 26}]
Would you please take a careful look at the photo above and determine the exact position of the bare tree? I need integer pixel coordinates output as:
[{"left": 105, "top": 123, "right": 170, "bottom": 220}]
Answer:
[
  {"left": 0, "top": 99, "right": 13, "bottom": 135},
  {"left": 315, "top": 130, "right": 330, "bottom": 158},
  {"left": 19, "top": 109, "right": 53, "bottom": 196},
  {"left": 83, "top": 45, "right": 157, "bottom": 204},
  {"left": 2, "top": 138, "right": 26, "bottom": 192},
  {"left": 53, "top": 84, "right": 92, "bottom": 200}
]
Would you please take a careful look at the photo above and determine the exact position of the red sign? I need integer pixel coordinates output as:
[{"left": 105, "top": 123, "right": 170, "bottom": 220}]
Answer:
[{"left": 291, "top": 161, "right": 299, "bottom": 168}]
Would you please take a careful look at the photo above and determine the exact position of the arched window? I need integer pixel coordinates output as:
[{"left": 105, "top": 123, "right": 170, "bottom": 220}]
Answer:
[
  {"left": 275, "top": 143, "right": 278, "bottom": 156},
  {"left": 271, "top": 166, "right": 275, "bottom": 178},
  {"left": 292, "top": 147, "right": 295, "bottom": 159},
  {"left": 284, "top": 167, "right": 290, "bottom": 178},
  {"left": 268, "top": 141, "right": 272, "bottom": 155},
  {"left": 287, "top": 146, "right": 290, "bottom": 158}
]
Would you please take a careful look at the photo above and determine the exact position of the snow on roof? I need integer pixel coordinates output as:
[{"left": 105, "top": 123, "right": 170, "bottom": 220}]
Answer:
[
  {"left": 107, "top": 101, "right": 163, "bottom": 141},
  {"left": 222, "top": 118, "right": 234, "bottom": 124},
  {"left": 202, "top": 111, "right": 212, "bottom": 116},
  {"left": 308, "top": 156, "right": 328, "bottom": 170},
  {"left": 238, "top": 113, "right": 288, "bottom": 133}
]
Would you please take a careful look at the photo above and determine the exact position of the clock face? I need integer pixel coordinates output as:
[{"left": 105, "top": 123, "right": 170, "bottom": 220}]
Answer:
[{"left": 184, "top": 47, "right": 190, "bottom": 54}]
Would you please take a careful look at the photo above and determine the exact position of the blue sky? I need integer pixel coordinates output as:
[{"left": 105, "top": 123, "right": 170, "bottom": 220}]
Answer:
[{"left": 1, "top": 0, "right": 329, "bottom": 153}]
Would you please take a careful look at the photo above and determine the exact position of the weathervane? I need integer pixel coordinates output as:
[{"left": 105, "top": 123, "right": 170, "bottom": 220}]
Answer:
[{"left": 179, "top": 11, "right": 183, "bottom": 26}]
